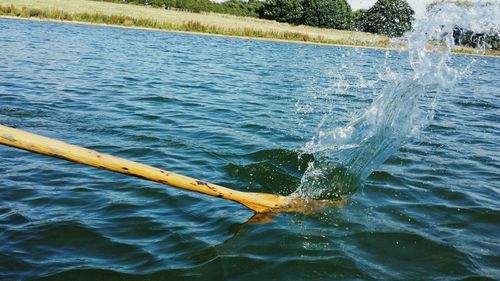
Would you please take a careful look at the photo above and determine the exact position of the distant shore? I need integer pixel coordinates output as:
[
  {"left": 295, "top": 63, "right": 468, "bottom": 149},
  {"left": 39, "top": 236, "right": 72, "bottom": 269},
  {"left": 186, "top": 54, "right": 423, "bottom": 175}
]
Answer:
[
  {"left": 0, "top": 15, "right": 390, "bottom": 51},
  {"left": 0, "top": 0, "right": 498, "bottom": 57},
  {"left": 0, "top": 0, "right": 390, "bottom": 48}
]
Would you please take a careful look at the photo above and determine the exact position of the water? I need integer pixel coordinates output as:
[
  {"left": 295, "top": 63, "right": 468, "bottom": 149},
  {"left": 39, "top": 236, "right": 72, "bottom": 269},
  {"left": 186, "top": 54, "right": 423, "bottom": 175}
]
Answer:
[
  {"left": 0, "top": 12, "right": 499, "bottom": 281},
  {"left": 295, "top": 2, "right": 500, "bottom": 200}
]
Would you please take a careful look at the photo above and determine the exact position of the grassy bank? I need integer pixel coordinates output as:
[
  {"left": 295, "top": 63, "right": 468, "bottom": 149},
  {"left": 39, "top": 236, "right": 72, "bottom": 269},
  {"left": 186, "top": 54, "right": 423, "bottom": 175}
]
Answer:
[
  {"left": 451, "top": 46, "right": 500, "bottom": 57},
  {"left": 0, "top": 0, "right": 498, "bottom": 56},
  {"left": 0, "top": 0, "right": 389, "bottom": 48},
  {"left": 0, "top": 5, "right": 315, "bottom": 42}
]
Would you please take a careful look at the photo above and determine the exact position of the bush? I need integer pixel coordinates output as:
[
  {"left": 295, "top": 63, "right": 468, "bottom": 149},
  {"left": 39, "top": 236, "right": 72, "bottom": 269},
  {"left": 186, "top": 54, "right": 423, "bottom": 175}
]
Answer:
[
  {"left": 301, "top": 0, "right": 353, "bottom": 29},
  {"left": 352, "top": 9, "right": 366, "bottom": 31},
  {"left": 261, "top": 0, "right": 303, "bottom": 24},
  {"left": 453, "top": 27, "right": 500, "bottom": 50},
  {"left": 262, "top": 0, "right": 353, "bottom": 30},
  {"left": 359, "top": 0, "right": 414, "bottom": 37}
]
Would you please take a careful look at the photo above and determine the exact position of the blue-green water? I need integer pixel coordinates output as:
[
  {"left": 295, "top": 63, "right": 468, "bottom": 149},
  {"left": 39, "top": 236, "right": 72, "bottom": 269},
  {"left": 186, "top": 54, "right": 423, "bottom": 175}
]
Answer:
[{"left": 0, "top": 18, "right": 499, "bottom": 280}]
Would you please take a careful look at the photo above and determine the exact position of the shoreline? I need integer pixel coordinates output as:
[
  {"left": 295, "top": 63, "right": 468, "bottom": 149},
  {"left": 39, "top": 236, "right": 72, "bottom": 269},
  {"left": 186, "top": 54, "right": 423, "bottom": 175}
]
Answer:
[
  {"left": 0, "top": 15, "right": 393, "bottom": 51},
  {"left": 0, "top": 5, "right": 498, "bottom": 58},
  {"left": 0, "top": 1, "right": 390, "bottom": 48}
]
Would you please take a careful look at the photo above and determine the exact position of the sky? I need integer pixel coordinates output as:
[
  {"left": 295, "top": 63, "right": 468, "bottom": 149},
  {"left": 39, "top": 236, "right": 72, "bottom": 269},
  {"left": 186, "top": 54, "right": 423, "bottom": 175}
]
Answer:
[{"left": 347, "top": 0, "right": 434, "bottom": 18}]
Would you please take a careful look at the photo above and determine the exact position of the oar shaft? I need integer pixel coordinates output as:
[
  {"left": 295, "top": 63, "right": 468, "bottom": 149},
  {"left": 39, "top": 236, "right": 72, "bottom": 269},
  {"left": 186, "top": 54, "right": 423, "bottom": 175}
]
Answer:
[{"left": 0, "top": 124, "right": 288, "bottom": 212}]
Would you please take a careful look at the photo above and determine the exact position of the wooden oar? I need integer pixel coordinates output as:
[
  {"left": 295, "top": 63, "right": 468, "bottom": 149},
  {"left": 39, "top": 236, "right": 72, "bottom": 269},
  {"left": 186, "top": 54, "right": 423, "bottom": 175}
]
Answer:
[{"left": 0, "top": 124, "right": 344, "bottom": 213}]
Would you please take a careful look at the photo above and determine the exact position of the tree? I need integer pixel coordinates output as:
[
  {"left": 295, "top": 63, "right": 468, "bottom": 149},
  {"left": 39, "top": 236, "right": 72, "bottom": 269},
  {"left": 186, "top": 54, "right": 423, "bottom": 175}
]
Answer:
[
  {"left": 453, "top": 27, "right": 500, "bottom": 50},
  {"left": 261, "top": 0, "right": 304, "bottom": 24},
  {"left": 428, "top": 1, "right": 499, "bottom": 50},
  {"left": 352, "top": 8, "right": 367, "bottom": 31},
  {"left": 426, "top": 0, "right": 473, "bottom": 12},
  {"left": 359, "top": 0, "right": 414, "bottom": 37},
  {"left": 301, "top": 0, "right": 353, "bottom": 29},
  {"left": 261, "top": 0, "right": 353, "bottom": 29}
]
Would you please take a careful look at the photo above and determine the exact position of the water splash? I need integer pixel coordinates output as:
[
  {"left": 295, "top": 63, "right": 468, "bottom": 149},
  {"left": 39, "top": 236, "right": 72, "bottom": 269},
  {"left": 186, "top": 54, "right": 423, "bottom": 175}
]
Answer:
[{"left": 294, "top": 1, "right": 500, "bottom": 200}]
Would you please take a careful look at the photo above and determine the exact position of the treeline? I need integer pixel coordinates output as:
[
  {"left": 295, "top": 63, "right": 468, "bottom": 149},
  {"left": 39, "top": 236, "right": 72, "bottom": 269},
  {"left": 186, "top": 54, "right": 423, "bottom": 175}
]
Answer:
[
  {"left": 100, "top": 0, "right": 499, "bottom": 50},
  {"left": 261, "top": 0, "right": 353, "bottom": 30},
  {"left": 262, "top": 0, "right": 414, "bottom": 37},
  {"left": 108, "top": 0, "right": 416, "bottom": 37},
  {"left": 426, "top": 1, "right": 499, "bottom": 50},
  {"left": 453, "top": 27, "right": 499, "bottom": 51},
  {"left": 109, "top": 0, "right": 264, "bottom": 17}
]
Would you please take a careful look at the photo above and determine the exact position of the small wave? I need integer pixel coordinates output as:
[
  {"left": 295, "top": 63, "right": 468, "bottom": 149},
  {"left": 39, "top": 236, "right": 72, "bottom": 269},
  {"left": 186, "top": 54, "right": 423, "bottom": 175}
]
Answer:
[
  {"left": 226, "top": 149, "right": 313, "bottom": 195},
  {"left": 130, "top": 95, "right": 180, "bottom": 103},
  {"left": 34, "top": 266, "right": 213, "bottom": 281},
  {"left": 455, "top": 100, "right": 498, "bottom": 110},
  {"left": 345, "top": 230, "right": 474, "bottom": 278}
]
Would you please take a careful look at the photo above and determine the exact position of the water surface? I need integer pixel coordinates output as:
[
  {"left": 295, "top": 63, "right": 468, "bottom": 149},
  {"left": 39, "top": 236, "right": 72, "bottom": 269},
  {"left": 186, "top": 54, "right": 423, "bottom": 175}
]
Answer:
[{"left": 0, "top": 18, "right": 499, "bottom": 280}]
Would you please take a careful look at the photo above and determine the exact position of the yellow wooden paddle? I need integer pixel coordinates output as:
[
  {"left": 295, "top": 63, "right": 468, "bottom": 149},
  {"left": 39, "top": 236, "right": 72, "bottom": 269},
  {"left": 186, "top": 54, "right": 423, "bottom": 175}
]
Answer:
[{"left": 0, "top": 124, "right": 344, "bottom": 213}]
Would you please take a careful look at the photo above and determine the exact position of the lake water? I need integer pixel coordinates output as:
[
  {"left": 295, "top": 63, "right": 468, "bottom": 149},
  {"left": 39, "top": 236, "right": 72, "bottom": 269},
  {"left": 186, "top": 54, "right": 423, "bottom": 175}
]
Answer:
[{"left": 0, "top": 18, "right": 499, "bottom": 280}]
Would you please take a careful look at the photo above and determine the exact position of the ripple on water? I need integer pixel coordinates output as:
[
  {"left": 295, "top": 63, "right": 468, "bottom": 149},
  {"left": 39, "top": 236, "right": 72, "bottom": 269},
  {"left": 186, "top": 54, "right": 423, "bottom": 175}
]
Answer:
[{"left": 0, "top": 18, "right": 499, "bottom": 281}]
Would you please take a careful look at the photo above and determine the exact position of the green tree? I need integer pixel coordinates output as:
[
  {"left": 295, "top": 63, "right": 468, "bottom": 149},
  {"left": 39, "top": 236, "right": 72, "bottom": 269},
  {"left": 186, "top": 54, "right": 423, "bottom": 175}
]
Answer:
[
  {"left": 261, "top": 0, "right": 304, "bottom": 24},
  {"left": 453, "top": 27, "right": 500, "bottom": 50},
  {"left": 426, "top": 0, "right": 473, "bottom": 12},
  {"left": 360, "top": 0, "right": 414, "bottom": 37},
  {"left": 301, "top": 0, "right": 353, "bottom": 29},
  {"left": 352, "top": 8, "right": 367, "bottom": 31},
  {"left": 428, "top": 1, "right": 499, "bottom": 50}
]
